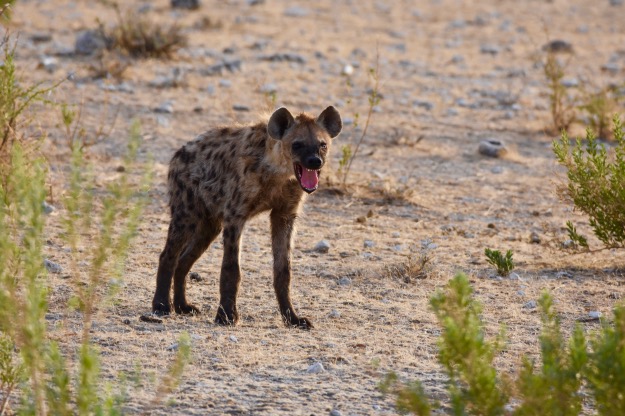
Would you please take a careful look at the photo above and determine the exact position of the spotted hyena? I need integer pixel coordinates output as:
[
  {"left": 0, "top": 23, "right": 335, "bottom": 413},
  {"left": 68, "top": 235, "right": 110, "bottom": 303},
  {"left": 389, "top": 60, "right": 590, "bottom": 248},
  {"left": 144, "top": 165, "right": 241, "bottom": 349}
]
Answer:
[{"left": 152, "top": 106, "right": 342, "bottom": 329}]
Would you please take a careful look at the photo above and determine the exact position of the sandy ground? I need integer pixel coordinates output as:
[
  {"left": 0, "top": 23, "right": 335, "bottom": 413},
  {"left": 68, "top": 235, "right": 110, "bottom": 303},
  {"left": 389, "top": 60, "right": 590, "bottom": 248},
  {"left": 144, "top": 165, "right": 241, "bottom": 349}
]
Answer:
[{"left": 5, "top": 0, "right": 625, "bottom": 414}]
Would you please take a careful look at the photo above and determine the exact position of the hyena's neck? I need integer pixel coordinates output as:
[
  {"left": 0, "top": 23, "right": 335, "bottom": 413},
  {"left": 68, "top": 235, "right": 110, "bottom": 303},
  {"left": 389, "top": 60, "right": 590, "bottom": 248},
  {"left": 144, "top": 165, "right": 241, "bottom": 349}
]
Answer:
[{"left": 264, "top": 140, "right": 293, "bottom": 177}]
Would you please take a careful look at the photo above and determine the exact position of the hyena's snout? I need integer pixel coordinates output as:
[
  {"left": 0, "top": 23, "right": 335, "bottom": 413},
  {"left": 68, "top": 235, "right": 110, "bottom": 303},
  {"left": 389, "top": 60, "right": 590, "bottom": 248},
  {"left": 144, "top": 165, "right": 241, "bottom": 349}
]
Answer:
[{"left": 294, "top": 151, "right": 325, "bottom": 194}]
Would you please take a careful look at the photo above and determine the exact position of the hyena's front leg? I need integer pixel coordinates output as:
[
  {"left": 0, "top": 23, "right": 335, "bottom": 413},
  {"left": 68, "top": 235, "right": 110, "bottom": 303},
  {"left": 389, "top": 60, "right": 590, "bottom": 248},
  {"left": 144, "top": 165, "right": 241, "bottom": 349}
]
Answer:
[
  {"left": 270, "top": 209, "right": 313, "bottom": 329},
  {"left": 215, "top": 221, "right": 244, "bottom": 326}
]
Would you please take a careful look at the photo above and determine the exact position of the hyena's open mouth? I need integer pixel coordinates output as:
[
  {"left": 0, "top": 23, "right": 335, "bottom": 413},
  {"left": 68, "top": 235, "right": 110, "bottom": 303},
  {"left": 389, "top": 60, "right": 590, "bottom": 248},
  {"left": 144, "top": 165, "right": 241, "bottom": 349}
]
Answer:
[{"left": 294, "top": 163, "right": 320, "bottom": 194}]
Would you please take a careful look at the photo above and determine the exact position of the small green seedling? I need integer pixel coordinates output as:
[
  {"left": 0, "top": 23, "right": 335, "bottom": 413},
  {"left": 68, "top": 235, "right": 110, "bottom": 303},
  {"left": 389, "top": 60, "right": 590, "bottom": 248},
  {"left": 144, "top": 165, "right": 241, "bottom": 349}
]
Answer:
[{"left": 484, "top": 248, "right": 514, "bottom": 276}]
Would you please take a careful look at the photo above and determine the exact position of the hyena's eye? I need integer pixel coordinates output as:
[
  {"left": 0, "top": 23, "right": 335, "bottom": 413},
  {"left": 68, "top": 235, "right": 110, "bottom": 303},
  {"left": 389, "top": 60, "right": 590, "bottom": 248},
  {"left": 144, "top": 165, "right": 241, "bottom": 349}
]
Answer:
[
  {"left": 320, "top": 142, "right": 327, "bottom": 149},
  {"left": 291, "top": 142, "right": 304, "bottom": 151}
]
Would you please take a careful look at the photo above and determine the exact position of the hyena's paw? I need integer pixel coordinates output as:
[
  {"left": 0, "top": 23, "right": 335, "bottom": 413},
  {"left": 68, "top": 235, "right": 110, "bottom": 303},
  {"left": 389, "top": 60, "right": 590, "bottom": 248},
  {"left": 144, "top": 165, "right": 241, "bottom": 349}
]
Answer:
[
  {"left": 284, "top": 315, "right": 314, "bottom": 330},
  {"left": 174, "top": 302, "right": 201, "bottom": 315},
  {"left": 152, "top": 299, "right": 172, "bottom": 316},
  {"left": 215, "top": 306, "right": 239, "bottom": 326}
]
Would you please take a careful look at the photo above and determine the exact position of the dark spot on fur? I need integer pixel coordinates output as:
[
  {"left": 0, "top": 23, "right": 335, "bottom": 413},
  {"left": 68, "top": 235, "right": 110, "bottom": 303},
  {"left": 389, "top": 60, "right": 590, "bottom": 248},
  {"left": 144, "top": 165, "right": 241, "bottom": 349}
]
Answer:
[{"left": 220, "top": 127, "right": 231, "bottom": 136}]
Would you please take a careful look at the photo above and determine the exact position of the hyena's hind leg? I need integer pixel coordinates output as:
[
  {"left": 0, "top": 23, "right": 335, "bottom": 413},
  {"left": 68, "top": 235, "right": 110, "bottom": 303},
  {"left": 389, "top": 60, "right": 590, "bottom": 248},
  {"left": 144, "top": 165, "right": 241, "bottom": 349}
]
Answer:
[{"left": 172, "top": 218, "right": 222, "bottom": 314}]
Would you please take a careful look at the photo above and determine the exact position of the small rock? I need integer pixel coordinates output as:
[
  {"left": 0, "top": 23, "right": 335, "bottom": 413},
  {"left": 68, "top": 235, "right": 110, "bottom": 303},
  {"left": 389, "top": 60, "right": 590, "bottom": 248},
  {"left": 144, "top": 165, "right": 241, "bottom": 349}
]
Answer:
[
  {"left": 44, "top": 259, "right": 62, "bottom": 274},
  {"left": 307, "top": 361, "right": 325, "bottom": 373},
  {"left": 329, "top": 309, "right": 341, "bottom": 318},
  {"left": 523, "top": 300, "right": 537, "bottom": 309},
  {"left": 337, "top": 277, "right": 352, "bottom": 286},
  {"left": 509, "top": 272, "right": 520, "bottom": 280},
  {"left": 610, "top": 0, "right": 623, "bottom": 5},
  {"left": 200, "top": 60, "right": 242, "bottom": 76},
  {"left": 219, "top": 79, "right": 232, "bottom": 88},
  {"left": 478, "top": 140, "right": 508, "bottom": 158},
  {"left": 122, "top": 319, "right": 131, "bottom": 325},
  {"left": 517, "top": 290, "right": 526, "bottom": 296},
  {"left": 258, "top": 53, "right": 306, "bottom": 64},
  {"left": 608, "top": 292, "right": 621, "bottom": 300},
  {"left": 413, "top": 100, "right": 433, "bottom": 110},
  {"left": 153, "top": 101, "right": 174, "bottom": 114},
  {"left": 139, "top": 314, "right": 163, "bottom": 324},
  {"left": 314, "top": 240, "right": 330, "bottom": 253},
  {"left": 259, "top": 83, "right": 277, "bottom": 93},
  {"left": 480, "top": 44, "right": 500, "bottom": 55},
  {"left": 171, "top": 0, "right": 200, "bottom": 9},
  {"left": 38, "top": 56, "right": 58, "bottom": 73},
  {"left": 167, "top": 343, "right": 179, "bottom": 351},
  {"left": 148, "top": 68, "right": 185, "bottom": 88},
  {"left": 189, "top": 272, "right": 203, "bottom": 282},
  {"left": 30, "top": 32, "right": 53, "bottom": 43},
  {"left": 75, "top": 30, "right": 108, "bottom": 55},
  {"left": 529, "top": 232, "right": 541, "bottom": 244},
  {"left": 556, "top": 271, "right": 573, "bottom": 279},
  {"left": 284, "top": 6, "right": 309, "bottom": 17},
  {"left": 233, "top": 104, "right": 250, "bottom": 112},
  {"left": 561, "top": 78, "right": 579, "bottom": 88},
  {"left": 330, "top": 410, "right": 342, "bottom": 416},
  {"left": 229, "top": 335, "right": 238, "bottom": 343},
  {"left": 341, "top": 64, "right": 354, "bottom": 76},
  {"left": 392, "top": 232, "right": 400, "bottom": 238},
  {"left": 588, "top": 311, "right": 602, "bottom": 319},
  {"left": 562, "top": 239, "right": 575, "bottom": 249},
  {"left": 42, "top": 201, "right": 55, "bottom": 214},
  {"left": 542, "top": 40, "right": 573, "bottom": 54},
  {"left": 356, "top": 216, "right": 367, "bottom": 223},
  {"left": 363, "top": 240, "right": 375, "bottom": 248},
  {"left": 491, "top": 166, "right": 504, "bottom": 174}
]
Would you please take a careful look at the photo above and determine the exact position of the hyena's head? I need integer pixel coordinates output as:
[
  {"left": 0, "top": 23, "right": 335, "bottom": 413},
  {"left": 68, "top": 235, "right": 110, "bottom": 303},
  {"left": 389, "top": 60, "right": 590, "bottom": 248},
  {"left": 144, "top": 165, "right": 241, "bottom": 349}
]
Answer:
[{"left": 268, "top": 106, "right": 342, "bottom": 194}]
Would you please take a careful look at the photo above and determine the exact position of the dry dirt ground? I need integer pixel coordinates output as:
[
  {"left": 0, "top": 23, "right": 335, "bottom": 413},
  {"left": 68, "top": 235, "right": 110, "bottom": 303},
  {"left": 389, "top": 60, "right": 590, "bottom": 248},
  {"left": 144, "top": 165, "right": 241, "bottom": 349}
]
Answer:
[{"left": 7, "top": 0, "right": 625, "bottom": 414}]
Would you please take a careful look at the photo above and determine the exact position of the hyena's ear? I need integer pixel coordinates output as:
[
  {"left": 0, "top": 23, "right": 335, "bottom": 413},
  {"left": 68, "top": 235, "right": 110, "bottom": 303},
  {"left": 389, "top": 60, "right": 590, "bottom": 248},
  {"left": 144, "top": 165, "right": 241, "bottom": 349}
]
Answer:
[
  {"left": 268, "top": 107, "right": 295, "bottom": 140},
  {"left": 316, "top": 106, "right": 342, "bottom": 138}
]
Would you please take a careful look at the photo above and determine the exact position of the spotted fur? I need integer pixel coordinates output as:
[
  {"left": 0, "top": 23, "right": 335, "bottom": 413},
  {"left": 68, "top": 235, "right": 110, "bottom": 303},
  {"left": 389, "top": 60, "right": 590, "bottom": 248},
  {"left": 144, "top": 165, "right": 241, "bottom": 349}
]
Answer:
[{"left": 152, "top": 106, "right": 342, "bottom": 329}]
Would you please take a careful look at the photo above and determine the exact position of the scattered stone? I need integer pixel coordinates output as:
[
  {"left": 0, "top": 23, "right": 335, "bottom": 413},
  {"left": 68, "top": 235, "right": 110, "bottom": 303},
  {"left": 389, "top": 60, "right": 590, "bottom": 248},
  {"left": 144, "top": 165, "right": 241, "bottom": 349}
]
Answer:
[
  {"left": 610, "top": 0, "right": 623, "bottom": 6},
  {"left": 561, "top": 239, "right": 575, "bottom": 249},
  {"left": 149, "top": 68, "right": 185, "bottom": 88},
  {"left": 391, "top": 232, "right": 400, "bottom": 238},
  {"left": 329, "top": 309, "right": 341, "bottom": 318},
  {"left": 608, "top": 292, "right": 621, "bottom": 300},
  {"left": 284, "top": 6, "right": 309, "bottom": 17},
  {"left": 259, "top": 82, "right": 277, "bottom": 93},
  {"left": 247, "top": 0, "right": 265, "bottom": 5},
  {"left": 509, "top": 272, "right": 520, "bottom": 280},
  {"left": 189, "top": 272, "right": 203, "bottom": 282},
  {"left": 153, "top": 100, "right": 174, "bottom": 114},
  {"left": 44, "top": 259, "right": 63, "bottom": 274},
  {"left": 478, "top": 140, "right": 508, "bottom": 158},
  {"left": 517, "top": 290, "right": 526, "bottom": 296},
  {"left": 122, "top": 318, "right": 131, "bottom": 325},
  {"left": 529, "top": 232, "right": 541, "bottom": 244},
  {"left": 330, "top": 410, "right": 342, "bottom": 416},
  {"left": 588, "top": 311, "right": 602, "bottom": 319},
  {"left": 561, "top": 78, "right": 579, "bottom": 88},
  {"left": 356, "top": 216, "right": 367, "bottom": 223},
  {"left": 167, "top": 342, "right": 179, "bottom": 351},
  {"left": 229, "top": 335, "right": 238, "bottom": 343},
  {"left": 341, "top": 64, "right": 354, "bottom": 76},
  {"left": 37, "top": 56, "right": 58, "bottom": 73},
  {"left": 523, "top": 300, "right": 537, "bottom": 309},
  {"left": 219, "top": 79, "right": 232, "bottom": 88},
  {"left": 258, "top": 53, "right": 306, "bottom": 64},
  {"left": 306, "top": 361, "right": 325, "bottom": 374},
  {"left": 556, "top": 271, "right": 573, "bottom": 279},
  {"left": 233, "top": 104, "right": 251, "bottom": 112},
  {"left": 171, "top": 0, "right": 200, "bottom": 9},
  {"left": 139, "top": 314, "right": 163, "bottom": 324},
  {"left": 413, "top": 100, "right": 433, "bottom": 110},
  {"left": 200, "top": 59, "right": 242, "bottom": 76},
  {"left": 364, "top": 240, "right": 375, "bottom": 248},
  {"left": 42, "top": 201, "right": 55, "bottom": 214},
  {"left": 75, "top": 30, "right": 108, "bottom": 55},
  {"left": 337, "top": 277, "right": 352, "bottom": 286},
  {"left": 31, "top": 32, "right": 53, "bottom": 43},
  {"left": 542, "top": 40, "right": 573, "bottom": 54},
  {"left": 491, "top": 166, "right": 503, "bottom": 174},
  {"left": 480, "top": 44, "right": 500, "bottom": 55},
  {"left": 314, "top": 240, "right": 330, "bottom": 253}
]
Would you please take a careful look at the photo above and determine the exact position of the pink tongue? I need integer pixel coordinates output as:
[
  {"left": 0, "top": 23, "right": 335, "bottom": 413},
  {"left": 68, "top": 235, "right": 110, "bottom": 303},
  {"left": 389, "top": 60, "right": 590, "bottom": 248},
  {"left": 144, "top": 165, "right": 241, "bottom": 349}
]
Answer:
[{"left": 300, "top": 169, "right": 319, "bottom": 189}]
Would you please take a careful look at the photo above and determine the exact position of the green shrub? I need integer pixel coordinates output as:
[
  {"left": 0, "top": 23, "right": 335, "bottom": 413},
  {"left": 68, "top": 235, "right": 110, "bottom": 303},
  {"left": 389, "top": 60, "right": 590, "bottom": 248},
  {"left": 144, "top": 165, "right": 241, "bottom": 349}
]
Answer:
[
  {"left": 484, "top": 248, "right": 514, "bottom": 276},
  {"left": 515, "top": 293, "right": 587, "bottom": 416},
  {"left": 586, "top": 305, "right": 625, "bottom": 414},
  {"left": 553, "top": 115, "right": 625, "bottom": 248},
  {"left": 384, "top": 274, "right": 625, "bottom": 415}
]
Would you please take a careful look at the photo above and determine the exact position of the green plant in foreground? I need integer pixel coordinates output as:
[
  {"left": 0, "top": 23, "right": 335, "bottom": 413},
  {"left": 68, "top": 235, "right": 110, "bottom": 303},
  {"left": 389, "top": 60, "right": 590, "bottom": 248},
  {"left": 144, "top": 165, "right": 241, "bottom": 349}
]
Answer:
[
  {"left": 484, "top": 248, "right": 514, "bottom": 276},
  {"left": 586, "top": 305, "right": 625, "bottom": 414},
  {"left": 515, "top": 293, "right": 587, "bottom": 416},
  {"left": 554, "top": 115, "right": 625, "bottom": 249}
]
